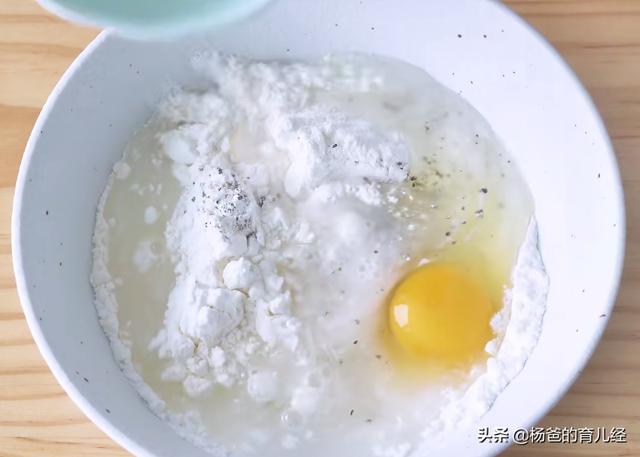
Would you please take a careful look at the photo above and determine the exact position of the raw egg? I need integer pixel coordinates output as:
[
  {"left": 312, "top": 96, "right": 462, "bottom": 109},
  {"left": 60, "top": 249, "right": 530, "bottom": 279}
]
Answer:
[{"left": 387, "top": 261, "right": 496, "bottom": 366}]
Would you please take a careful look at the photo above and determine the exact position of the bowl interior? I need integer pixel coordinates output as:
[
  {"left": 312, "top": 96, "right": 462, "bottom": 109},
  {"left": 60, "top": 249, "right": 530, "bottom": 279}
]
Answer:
[{"left": 14, "top": 1, "right": 624, "bottom": 456}]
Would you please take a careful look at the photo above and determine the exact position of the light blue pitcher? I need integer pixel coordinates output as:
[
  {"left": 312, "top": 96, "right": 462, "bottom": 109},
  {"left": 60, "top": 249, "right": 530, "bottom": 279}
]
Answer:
[{"left": 38, "top": 0, "right": 272, "bottom": 39}]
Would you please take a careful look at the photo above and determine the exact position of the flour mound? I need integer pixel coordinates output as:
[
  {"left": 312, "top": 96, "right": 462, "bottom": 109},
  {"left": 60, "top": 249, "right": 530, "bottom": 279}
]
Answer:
[{"left": 147, "top": 54, "right": 409, "bottom": 401}]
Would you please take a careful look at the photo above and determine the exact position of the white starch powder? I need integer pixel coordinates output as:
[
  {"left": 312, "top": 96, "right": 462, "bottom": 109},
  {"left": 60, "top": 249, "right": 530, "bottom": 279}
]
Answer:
[{"left": 92, "top": 53, "right": 548, "bottom": 457}]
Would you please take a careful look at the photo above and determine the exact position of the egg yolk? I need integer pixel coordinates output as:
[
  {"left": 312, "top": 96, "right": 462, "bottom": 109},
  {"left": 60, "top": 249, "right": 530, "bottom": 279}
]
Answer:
[{"left": 387, "top": 262, "right": 495, "bottom": 365}]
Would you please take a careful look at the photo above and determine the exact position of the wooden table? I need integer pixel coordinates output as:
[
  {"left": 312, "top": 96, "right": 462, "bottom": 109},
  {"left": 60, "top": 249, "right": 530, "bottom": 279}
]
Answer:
[{"left": 0, "top": 1, "right": 638, "bottom": 456}]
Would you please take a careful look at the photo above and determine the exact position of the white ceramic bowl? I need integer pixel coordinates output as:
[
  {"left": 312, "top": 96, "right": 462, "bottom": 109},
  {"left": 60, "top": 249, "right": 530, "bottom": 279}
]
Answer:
[{"left": 12, "top": 1, "right": 625, "bottom": 456}]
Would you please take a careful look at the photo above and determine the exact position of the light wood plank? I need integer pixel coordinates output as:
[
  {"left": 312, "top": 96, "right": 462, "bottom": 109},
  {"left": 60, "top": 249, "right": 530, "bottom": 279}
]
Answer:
[{"left": 0, "top": 0, "right": 637, "bottom": 455}]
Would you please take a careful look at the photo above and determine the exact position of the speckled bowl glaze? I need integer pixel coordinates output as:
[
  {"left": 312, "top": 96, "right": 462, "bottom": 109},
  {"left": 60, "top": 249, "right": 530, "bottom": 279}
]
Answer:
[{"left": 13, "top": 1, "right": 624, "bottom": 456}]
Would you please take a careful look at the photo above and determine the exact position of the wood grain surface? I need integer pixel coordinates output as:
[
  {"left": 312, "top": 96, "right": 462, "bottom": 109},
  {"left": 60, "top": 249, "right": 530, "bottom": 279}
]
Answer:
[{"left": 0, "top": 0, "right": 638, "bottom": 456}]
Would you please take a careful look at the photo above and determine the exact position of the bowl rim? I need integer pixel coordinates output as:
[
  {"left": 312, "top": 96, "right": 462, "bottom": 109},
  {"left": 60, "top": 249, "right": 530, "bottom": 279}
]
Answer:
[
  {"left": 12, "top": 3, "right": 626, "bottom": 456},
  {"left": 492, "top": 0, "right": 626, "bottom": 432},
  {"left": 11, "top": 31, "right": 152, "bottom": 457}
]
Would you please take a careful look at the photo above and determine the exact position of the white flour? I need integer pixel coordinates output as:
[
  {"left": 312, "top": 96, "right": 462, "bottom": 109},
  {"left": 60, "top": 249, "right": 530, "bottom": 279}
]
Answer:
[
  {"left": 92, "top": 53, "right": 548, "bottom": 456},
  {"left": 417, "top": 221, "right": 548, "bottom": 453},
  {"left": 146, "top": 55, "right": 409, "bottom": 402}
]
